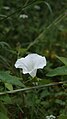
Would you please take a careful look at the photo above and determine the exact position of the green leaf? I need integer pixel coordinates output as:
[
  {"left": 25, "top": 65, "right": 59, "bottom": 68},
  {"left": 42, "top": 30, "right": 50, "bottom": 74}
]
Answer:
[
  {"left": 0, "top": 112, "right": 9, "bottom": 119},
  {"left": 46, "top": 66, "right": 67, "bottom": 77},
  {"left": 0, "top": 95, "right": 12, "bottom": 104},
  {"left": 0, "top": 102, "right": 7, "bottom": 114},
  {"left": 57, "top": 56, "right": 67, "bottom": 66},
  {"left": 0, "top": 42, "right": 11, "bottom": 48},
  {"left": 5, "top": 83, "right": 13, "bottom": 91},
  {"left": 0, "top": 71, "right": 25, "bottom": 87},
  {"left": 58, "top": 114, "right": 67, "bottom": 119},
  {"left": 44, "top": 1, "right": 53, "bottom": 14},
  {"left": 40, "top": 90, "right": 50, "bottom": 98}
]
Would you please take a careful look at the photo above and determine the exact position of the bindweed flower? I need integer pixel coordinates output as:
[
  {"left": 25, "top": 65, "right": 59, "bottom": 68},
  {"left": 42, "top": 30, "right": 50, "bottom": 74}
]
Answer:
[
  {"left": 3, "top": 6, "right": 10, "bottom": 10},
  {"left": 19, "top": 14, "right": 28, "bottom": 19},
  {"left": 46, "top": 115, "right": 56, "bottom": 119},
  {"left": 15, "top": 53, "right": 46, "bottom": 78}
]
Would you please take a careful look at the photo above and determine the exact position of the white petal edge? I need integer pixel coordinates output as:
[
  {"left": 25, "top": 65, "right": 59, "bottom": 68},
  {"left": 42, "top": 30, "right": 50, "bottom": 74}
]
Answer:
[
  {"left": 15, "top": 53, "right": 47, "bottom": 78},
  {"left": 15, "top": 58, "right": 25, "bottom": 68},
  {"left": 26, "top": 54, "right": 46, "bottom": 69}
]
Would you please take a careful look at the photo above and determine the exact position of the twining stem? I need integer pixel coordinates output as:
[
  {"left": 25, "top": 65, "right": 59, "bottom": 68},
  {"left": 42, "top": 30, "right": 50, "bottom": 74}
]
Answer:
[{"left": 0, "top": 81, "right": 67, "bottom": 95}]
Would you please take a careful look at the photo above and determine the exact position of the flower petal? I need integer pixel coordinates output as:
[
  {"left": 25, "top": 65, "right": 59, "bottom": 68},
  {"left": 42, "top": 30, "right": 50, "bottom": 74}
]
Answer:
[
  {"left": 15, "top": 58, "right": 29, "bottom": 73},
  {"left": 15, "top": 58, "right": 24, "bottom": 68},
  {"left": 25, "top": 54, "right": 46, "bottom": 69},
  {"left": 31, "top": 54, "right": 46, "bottom": 69},
  {"left": 15, "top": 53, "right": 47, "bottom": 77},
  {"left": 29, "top": 69, "right": 37, "bottom": 78},
  {"left": 22, "top": 55, "right": 34, "bottom": 72}
]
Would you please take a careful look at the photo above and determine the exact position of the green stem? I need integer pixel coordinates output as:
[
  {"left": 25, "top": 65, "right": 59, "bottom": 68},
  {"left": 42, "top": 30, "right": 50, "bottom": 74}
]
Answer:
[{"left": 0, "top": 81, "right": 67, "bottom": 95}]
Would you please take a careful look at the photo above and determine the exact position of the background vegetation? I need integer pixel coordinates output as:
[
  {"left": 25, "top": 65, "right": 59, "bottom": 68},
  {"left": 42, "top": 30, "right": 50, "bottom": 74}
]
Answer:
[{"left": 0, "top": 0, "right": 67, "bottom": 119}]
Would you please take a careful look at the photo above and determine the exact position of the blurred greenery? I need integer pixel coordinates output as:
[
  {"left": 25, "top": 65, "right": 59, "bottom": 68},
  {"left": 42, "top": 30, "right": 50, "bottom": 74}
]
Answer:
[{"left": 0, "top": 0, "right": 67, "bottom": 119}]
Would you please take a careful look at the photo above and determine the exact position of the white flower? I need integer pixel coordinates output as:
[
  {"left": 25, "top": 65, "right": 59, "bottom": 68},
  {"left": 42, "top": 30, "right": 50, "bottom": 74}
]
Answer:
[
  {"left": 46, "top": 115, "right": 56, "bottom": 119},
  {"left": 15, "top": 53, "right": 46, "bottom": 78},
  {"left": 46, "top": 116, "right": 50, "bottom": 119},
  {"left": 19, "top": 14, "right": 28, "bottom": 19},
  {"left": 3, "top": 6, "right": 10, "bottom": 10}
]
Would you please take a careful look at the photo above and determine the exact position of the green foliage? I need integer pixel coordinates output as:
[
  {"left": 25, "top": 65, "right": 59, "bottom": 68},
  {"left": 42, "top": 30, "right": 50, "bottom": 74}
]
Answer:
[
  {"left": 0, "top": 95, "right": 12, "bottom": 104},
  {"left": 0, "top": 102, "right": 9, "bottom": 119},
  {"left": 57, "top": 56, "right": 67, "bottom": 66},
  {"left": 58, "top": 114, "right": 67, "bottom": 119},
  {"left": 46, "top": 66, "right": 67, "bottom": 77},
  {"left": 0, "top": 71, "right": 25, "bottom": 87},
  {"left": 0, "top": 0, "right": 67, "bottom": 118},
  {"left": 0, "top": 112, "right": 9, "bottom": 119},
  {"left": 5, "top": 83, "right": 13, "bottom": 91}
]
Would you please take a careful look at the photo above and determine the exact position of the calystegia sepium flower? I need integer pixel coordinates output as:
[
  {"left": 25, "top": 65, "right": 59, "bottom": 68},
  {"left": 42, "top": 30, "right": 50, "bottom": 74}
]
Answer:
[{"left": 15, "top": 53, "right": 47, "bottom": 78}]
